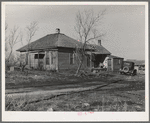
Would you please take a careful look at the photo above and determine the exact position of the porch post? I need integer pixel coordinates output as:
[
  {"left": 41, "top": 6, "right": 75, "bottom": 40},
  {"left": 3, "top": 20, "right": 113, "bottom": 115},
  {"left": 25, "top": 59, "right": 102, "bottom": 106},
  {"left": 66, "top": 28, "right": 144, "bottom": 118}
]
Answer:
[
  {"left": 44, "top": 51, "right": 46, "bottom": 70},
  {"left": 33, "top": 53, "right": 35, "bottom": 68},
  {"left": 38, "top": 52, "right": 39, "bottom": 69},
  {"left": 56, "top": 50, "right": 58, "bottom": 72},
  {"left": 49, "top": 51, "right": 51, "bottom": 70}
]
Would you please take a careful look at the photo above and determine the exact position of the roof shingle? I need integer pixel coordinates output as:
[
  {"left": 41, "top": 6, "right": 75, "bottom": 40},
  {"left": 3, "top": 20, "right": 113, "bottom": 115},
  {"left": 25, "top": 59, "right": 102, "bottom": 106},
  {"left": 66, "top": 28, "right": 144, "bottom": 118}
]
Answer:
[{"left": 17, "top": 33, "right": 111, "bottom": 55}]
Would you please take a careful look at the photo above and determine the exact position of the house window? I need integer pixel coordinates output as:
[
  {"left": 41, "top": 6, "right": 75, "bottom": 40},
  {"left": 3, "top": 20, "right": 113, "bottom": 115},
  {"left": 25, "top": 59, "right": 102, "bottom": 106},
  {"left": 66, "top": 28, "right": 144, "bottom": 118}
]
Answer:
[
  {"left": 70, "top": 53, "right": 74, "bottom": 64},
  {"left": 34, "top": 54, "right": 45, "bottom": 59},
  {"left": 46, "top": 52, "right": 49, "bottom": 65},
  {"left": 87, "top": 56, "right": 90, "bottom": 67}
]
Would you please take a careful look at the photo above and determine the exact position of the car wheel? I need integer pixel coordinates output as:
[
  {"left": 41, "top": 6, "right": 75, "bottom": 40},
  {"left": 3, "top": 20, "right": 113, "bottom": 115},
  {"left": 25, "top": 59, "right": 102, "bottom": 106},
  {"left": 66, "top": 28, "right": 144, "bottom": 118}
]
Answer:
[{"left": 123, "top": 66, "right": 129, "bottom": 73}]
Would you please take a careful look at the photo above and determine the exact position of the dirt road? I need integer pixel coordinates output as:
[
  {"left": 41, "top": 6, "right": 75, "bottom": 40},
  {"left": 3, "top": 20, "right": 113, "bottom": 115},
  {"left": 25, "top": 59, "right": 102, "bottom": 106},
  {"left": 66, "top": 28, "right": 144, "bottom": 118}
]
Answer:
[{"left": 6, "top": 82, "right": 109, "bottom": 98}]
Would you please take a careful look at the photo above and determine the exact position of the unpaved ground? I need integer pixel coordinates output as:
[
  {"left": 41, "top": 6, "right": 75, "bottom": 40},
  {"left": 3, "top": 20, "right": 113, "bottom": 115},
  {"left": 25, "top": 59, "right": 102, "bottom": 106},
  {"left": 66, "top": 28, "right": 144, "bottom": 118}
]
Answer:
[
  {"left": 6, "top": 83, "right": 107, "bottom": 98},
  {"left": 5, "top": 70, "right": 145, "bottom": 111}
]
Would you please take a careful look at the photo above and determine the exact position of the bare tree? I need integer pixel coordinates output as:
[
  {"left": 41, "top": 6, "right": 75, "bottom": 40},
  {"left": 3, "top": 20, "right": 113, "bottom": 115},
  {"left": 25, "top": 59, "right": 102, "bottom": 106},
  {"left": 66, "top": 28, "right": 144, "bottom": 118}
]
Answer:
[
  {"left": 5, "top": 26, "right": 21, "bottom": 63},
  {"left": 20, "top": 21, "right": 38, "bottom": 71},
  {"left": 74, "top": 9, "right": 106, "bottom": 75},
  {"left": 5, "top": 24, "right": 24, "bottom": 71},
  {"left": 5, "top": 23, "right": 8, "bottom": 53},
  {"left": 26, "top": 21, "right": 38, "bottom": 47}
]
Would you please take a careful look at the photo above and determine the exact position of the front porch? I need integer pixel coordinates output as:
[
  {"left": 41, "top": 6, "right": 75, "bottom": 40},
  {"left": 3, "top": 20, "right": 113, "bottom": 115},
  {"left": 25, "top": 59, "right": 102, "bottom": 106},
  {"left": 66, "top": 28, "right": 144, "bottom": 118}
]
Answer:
[
  {"left": 20, "top": 50, "right": 109, "bottom": 72},
  {"left": 20, "top": 49, "right": 58, "bottom": 71}
]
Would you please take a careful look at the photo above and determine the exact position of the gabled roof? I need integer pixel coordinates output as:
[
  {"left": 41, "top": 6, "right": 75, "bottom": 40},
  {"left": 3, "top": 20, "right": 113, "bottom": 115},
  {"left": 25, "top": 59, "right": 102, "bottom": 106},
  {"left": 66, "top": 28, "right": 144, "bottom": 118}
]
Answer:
[{"left": 17, "top": 33, "right": 111, "bottom": 55}]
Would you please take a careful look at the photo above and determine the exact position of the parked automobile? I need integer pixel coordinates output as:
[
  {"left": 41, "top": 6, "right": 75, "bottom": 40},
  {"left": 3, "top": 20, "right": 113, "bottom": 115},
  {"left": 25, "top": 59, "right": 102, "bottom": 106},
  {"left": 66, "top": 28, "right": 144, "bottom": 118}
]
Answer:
[{"left": 119, "top": 61, "right": 137, "bottom": 76}]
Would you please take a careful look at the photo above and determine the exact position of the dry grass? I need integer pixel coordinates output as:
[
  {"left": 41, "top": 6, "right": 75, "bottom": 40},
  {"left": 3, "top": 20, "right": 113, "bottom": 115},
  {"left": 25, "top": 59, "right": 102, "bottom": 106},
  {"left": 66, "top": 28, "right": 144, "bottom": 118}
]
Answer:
[
  {"left": 5, "top": 88, "right": 145, "bottom": 111},
  {"left": 6, "top": 69, "right": 114, "bottom": 90},
  {"left": 5, "top": 69, "right": 145, "bottom": 111}
]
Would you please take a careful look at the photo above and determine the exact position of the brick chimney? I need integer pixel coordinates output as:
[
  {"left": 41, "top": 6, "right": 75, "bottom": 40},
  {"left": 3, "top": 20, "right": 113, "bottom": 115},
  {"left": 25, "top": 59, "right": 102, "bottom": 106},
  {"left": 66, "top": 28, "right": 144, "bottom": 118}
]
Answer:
[
  {"left": 98, "top": 40, "right": 101, "bottom": 46},
  {"left": 56, "top": 28, "right": 60, "bottom": 33}
]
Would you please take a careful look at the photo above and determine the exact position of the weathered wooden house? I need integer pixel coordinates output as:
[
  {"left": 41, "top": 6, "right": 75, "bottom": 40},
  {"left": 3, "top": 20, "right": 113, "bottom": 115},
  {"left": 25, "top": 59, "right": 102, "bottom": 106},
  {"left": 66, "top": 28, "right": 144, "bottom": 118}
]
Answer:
[
  {"left": 103, "top": 55, "right": 124, "bottom": 72},
  {"left": 17, "top": 30, "right": 111, "bottom": 71}
]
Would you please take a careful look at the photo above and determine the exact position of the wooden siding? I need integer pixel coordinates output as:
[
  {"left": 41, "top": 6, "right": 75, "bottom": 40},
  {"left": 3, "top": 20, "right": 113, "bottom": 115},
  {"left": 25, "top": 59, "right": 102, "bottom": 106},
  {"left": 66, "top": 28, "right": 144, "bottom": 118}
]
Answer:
[
  {"left": 58, "top": 52, "right": 77, "bottom": 69},
  {"left": 58, "top": 52, "right": 89, "bottom": 70},
  {"left": 24, "top": 48, "right": 91, "bottom": 70}
]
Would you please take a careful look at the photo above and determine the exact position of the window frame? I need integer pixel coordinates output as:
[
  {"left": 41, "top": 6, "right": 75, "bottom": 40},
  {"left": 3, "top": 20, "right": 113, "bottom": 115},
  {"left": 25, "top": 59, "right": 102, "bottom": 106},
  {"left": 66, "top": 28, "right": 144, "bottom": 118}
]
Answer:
[
  {"left": 69, "top": 53, "right": 74, "bottom": 65},
  {"left": 34, "top": 54, "right": 45, "bottom": 59}
]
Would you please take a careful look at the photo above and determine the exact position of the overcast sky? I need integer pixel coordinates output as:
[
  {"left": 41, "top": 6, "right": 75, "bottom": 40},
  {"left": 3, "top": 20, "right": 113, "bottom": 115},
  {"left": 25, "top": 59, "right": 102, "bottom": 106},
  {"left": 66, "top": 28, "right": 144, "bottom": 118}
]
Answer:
[{"left": 5, "top": 3, "right": 145, "bottom": 60}]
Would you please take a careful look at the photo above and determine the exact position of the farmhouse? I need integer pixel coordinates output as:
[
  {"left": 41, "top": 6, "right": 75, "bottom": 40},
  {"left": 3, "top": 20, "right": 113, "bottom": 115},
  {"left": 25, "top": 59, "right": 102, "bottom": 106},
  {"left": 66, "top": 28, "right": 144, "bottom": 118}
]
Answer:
[{"left": 17, "top": 29, "right": 111, "bottom": 71}]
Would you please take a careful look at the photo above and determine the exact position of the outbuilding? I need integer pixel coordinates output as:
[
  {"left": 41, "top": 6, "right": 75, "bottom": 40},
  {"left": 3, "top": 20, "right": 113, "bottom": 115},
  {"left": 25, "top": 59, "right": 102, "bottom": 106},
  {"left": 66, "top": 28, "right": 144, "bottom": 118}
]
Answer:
[{"left": 103, "top": 55, "right": 124, "bottom": 72}]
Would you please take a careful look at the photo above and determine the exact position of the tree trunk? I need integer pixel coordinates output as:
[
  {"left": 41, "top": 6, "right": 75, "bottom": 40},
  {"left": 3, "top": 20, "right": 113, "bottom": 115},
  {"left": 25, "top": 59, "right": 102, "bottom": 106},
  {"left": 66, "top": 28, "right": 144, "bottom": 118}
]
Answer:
[
  {"left": 75, "top": 52, "right": 85, "bottom": 76},
  {"left": 7, "top": 50, "right": 12, "bottom": 63},
  {"left": 75, "top": 60, "right": 83, "bottom": 76},
  {"left": 75, "top": 44, "right": 86, "bottom": 76}
]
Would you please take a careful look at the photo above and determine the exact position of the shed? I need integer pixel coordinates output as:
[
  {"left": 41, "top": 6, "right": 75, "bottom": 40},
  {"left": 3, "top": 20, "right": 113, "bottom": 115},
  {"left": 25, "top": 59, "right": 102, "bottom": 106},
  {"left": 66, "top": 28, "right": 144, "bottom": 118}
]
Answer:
[{"left": 103, "top": 55, "right": 124, "bottom": 72}]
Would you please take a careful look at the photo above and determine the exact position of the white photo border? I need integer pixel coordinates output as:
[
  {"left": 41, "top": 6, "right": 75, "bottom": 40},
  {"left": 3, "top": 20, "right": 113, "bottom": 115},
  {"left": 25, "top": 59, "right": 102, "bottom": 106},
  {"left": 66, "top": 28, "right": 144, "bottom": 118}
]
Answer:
[{"left": 2, "top": 1, "right": 149, "bottom": 122}]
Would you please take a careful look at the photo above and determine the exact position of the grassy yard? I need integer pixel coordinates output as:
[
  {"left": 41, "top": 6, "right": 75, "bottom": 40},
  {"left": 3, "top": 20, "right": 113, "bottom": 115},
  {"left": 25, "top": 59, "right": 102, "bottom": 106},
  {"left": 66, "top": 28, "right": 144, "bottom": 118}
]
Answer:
[
  {"left": 6, "top": 69, "right": 116, "bottom": 89},
  {"left": 5, "top": 69, "right": 145, "bottom": 111}
]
